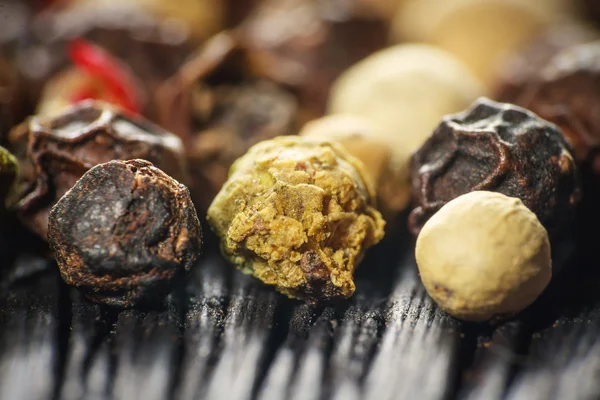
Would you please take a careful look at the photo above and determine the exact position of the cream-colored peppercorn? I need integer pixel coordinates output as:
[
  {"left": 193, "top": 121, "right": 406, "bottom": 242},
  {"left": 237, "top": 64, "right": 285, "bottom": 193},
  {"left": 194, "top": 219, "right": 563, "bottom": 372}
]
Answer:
[
  {"left": 415, "top": 191, "right": 552, "bottom": 321},
  {"left": 299, "top": 115, "right": 405, "bottom": 219},
  {"left": 392, "top": 0, "right": 579, "bottom": 87},
  {"left": 328, "top": 44, "right": 485, "bottom": 212}
]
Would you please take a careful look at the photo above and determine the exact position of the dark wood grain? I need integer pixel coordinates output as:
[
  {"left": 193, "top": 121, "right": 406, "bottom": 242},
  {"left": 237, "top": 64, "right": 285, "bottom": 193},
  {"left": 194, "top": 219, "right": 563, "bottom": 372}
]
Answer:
[
  {"left": 0, "top": 258, "right": 62, "bottom": 400},
  {"left": 1, "top": 238, "right": 600, "bottom": 400}
]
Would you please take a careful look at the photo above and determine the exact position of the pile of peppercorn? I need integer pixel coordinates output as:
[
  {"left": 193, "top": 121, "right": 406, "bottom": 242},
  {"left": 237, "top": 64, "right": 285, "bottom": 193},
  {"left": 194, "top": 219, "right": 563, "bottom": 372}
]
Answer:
[{"left": 0, "top": 0, "right": 599, "bottom": 321}]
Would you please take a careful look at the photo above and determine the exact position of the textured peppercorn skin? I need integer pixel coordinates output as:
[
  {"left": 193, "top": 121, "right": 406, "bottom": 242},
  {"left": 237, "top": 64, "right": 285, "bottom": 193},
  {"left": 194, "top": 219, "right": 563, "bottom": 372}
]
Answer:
[
  {"left": 7, "top": 100, "right": 187, "bottom": 240},
  {"left": 416, "top": 191, "right": 552, "bottom": 322},
  {"left": 48, "top": 159, "right": 202, "bottom": 308},
  {"left": 207, "top": 136, "right": 385, "bottom": 304},
  {"left": 409, "top": 97, "right": 580, "bottom": 236}
]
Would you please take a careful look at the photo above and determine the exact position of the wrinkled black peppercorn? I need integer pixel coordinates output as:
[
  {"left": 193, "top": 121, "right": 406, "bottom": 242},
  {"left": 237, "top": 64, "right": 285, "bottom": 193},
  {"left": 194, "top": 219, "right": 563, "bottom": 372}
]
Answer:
[
  {"left": 7, "top": 100, "right": 187, "bottom": 240},
  {"left": 409, "top": 97, "right": 580, "bottom": 237},
  {"left": 48, "top": 159, "right": 202, "bottom": 308}
]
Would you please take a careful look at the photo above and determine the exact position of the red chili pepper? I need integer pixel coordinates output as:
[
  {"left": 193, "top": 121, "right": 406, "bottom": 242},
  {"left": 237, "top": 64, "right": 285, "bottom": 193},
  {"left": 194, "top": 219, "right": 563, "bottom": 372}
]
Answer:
[
  {"left": 69, "top": 87, "right": 97, "bottom": 104},
  {"left": 67, "top": 39, "right": 141, "bottom": 114}
]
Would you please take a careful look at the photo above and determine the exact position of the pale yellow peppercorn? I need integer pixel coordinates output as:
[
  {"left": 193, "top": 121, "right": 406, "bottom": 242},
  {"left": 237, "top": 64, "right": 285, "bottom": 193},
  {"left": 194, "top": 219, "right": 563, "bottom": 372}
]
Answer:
[{"left": 415, "top": 191, "right": 552, "bottom": 321}]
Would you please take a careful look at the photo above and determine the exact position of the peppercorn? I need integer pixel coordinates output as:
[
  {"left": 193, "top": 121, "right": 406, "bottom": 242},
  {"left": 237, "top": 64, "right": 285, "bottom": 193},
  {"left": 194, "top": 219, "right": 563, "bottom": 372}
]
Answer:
[
  {"left": 328, "top": 43, "right": 485, "bottom": 214},
  {"left": 240, "top": 0, "right": 389, "bottom": 122},
  {"left": 7, "top": 99, "right": 187, "bottom": 241},
  {"left": 207, "top": 136, "right": 385, "bottom": 303},
  {"left": 0, "top": 0, "right": 31, "bottom": 138},
  {"left": 299, "top": 114, "right": 400, "bottom": 222},
  {"left": 391, "top": 0, "right": 571, "bottom": 87},
  {"left": 156, "top": 31, "right": 299, "bottom": 213},
  {"left": 416, "top": 191, "right": 552, "bottom": 322},
  {"left": 495, "top": 23, "right": 598, "bottom": 102},
  {"left": 48, "top": 159, "right": 202, "bottom": 308},
  {"left": 18, "top": 0, "right": 218, "bottom": 121},
  {"left": 501, "top": 41, "right": 600, "bottom": 175},
  {"left": 409, "top": 97, "right": 580, "bottom": 237}
]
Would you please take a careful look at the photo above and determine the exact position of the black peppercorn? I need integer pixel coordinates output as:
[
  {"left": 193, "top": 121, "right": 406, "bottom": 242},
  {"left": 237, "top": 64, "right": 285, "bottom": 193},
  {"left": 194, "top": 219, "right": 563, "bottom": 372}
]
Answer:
[
  {"left": 48, "top": 159, "right": 202, "bottom": 308},
  {"left": 501, "top": 41, "right": 600, "bottom": 176},
  {"left": 495, "top": 23, "right": 598, "bottom": 103},
  {"left": 7, "top": 100, "right": 187, "bottom": 240},
  {"left": 409, "top": 97, "right": 580, "bottom": 237}
]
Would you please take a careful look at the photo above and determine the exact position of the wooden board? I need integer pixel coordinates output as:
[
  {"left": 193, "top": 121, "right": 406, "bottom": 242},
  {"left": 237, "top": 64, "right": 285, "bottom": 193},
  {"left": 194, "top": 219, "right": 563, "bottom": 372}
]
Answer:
[{"left": 1, "top": 229, "right": 599, "bottom": 400}]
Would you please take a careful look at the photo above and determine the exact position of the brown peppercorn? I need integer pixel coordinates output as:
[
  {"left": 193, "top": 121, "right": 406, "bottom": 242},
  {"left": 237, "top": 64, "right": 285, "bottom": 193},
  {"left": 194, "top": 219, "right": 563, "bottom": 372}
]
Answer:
[
  {"left": 495, "top": 23, "right": 598, "bottom": 102},
  {"left": 409, "top": 97, "right": 580, "bottom": 237},
  {"left": 7, "top": 100, "right": 187, "bottom": 240},
  {"left": 0, "top": 1, "right": 35, "bottom": 129},
  {"left": 156, "top": 31, "right": 299, "bottom": 212},
  {"left": 48, "top": 159, "right": 202, "bottom": 308},
  {"left": 240, "top": 0, "right": 388, "bottom": 121},
  {"left": 503, "top": 41, "right": 600, "bottom": 175},
  {"left": 0, "top": 0, "right": 30, "bottom": 140}
]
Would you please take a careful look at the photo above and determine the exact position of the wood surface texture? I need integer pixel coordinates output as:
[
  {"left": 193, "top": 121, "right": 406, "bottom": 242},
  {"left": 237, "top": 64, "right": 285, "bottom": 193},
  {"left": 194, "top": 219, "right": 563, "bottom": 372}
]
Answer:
[{"left": 1, "top": 228, "right": 599, "bottom": 400}]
